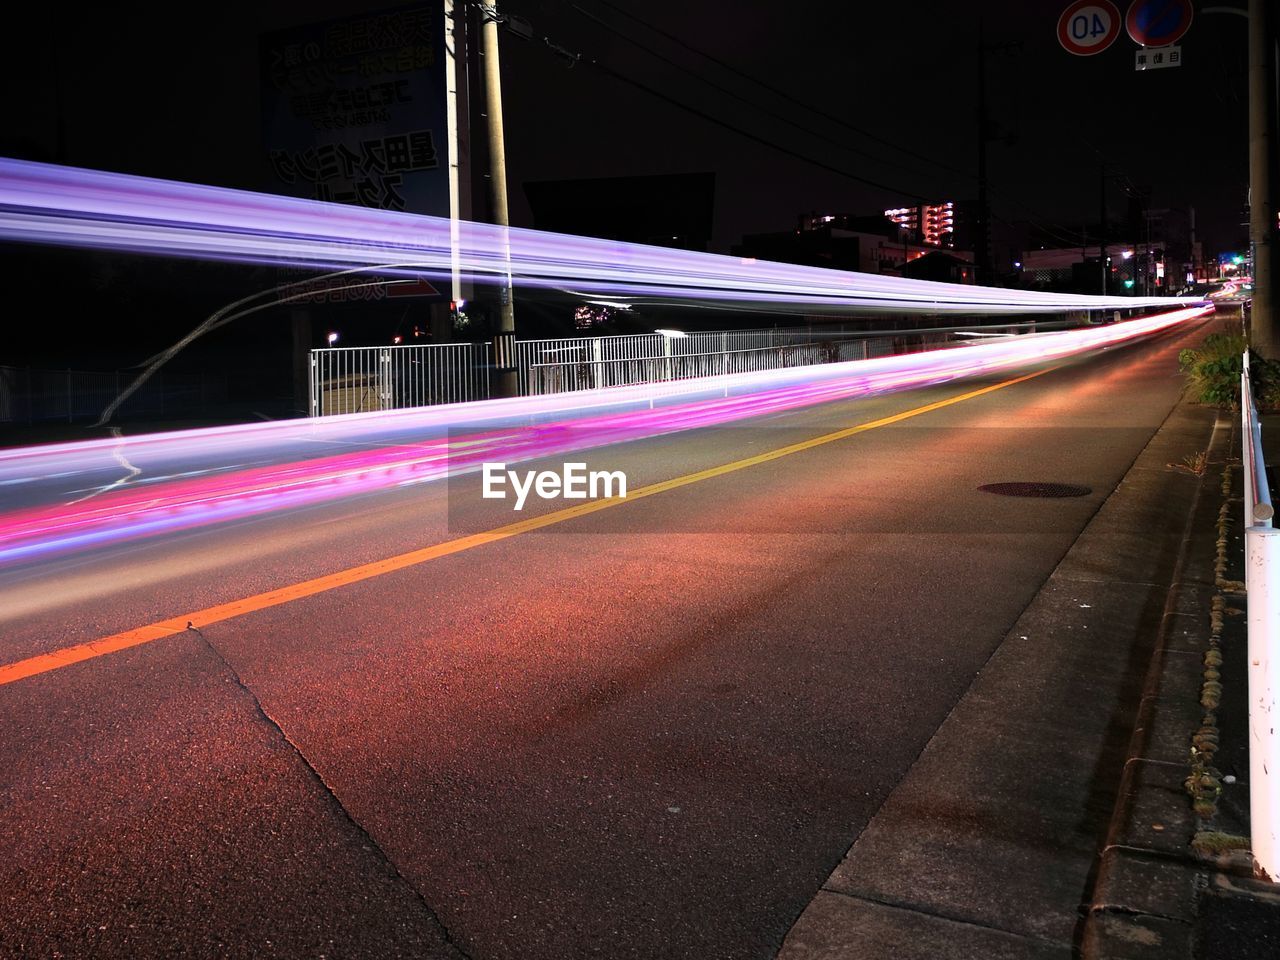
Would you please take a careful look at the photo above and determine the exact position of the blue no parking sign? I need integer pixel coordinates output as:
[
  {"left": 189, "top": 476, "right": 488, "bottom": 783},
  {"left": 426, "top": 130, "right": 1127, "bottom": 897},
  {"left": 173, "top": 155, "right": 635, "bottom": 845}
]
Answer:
[{"left": 1125, "top": 0, "right": 1194, "bottom": 47}]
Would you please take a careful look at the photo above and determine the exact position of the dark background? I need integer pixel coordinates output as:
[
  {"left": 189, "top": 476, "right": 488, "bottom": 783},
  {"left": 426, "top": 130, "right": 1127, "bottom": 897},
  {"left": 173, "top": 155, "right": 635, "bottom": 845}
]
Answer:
[{"left": 0, "top": 1, "right": 1251, "bottom": 378}]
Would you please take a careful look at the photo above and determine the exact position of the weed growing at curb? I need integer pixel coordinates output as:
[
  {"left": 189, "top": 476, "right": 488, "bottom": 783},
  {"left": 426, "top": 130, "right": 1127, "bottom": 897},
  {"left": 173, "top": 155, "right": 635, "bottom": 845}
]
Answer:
[
  {"left": 1179, "top": 333, "right": 1280, "bottom": 409},
  {"left": 1186, "top": 460, "right": 1252, "bottom": 862},
  {"left": 1192, "top": 831, "right": 1252, "bottom": 856},
  {"left": 1169, "top": 450, "right": 1210, "bottom": 476}
]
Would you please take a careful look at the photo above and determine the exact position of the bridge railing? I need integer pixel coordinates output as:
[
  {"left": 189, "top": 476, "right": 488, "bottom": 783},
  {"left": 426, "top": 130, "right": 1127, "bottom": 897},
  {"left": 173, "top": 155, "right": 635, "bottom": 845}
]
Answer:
[
  {"left": 1241, "top": 350, "right": 1279, "bottom": 881},
  {"left": 309, "top": 320, "right": 1050, "bottom": 416},
  {"left": 309, "top": 342, "right": 491, "bottom": 417},
  {"left": 521, "top": 335, "right": 954, "bottom": 395}
]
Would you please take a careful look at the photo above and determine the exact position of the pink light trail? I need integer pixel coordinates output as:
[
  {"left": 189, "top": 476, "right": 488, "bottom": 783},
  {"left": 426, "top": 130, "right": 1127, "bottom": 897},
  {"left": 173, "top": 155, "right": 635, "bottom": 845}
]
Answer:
[{"left": 0, "top": 306, "right": 1211, "bottom": 566}]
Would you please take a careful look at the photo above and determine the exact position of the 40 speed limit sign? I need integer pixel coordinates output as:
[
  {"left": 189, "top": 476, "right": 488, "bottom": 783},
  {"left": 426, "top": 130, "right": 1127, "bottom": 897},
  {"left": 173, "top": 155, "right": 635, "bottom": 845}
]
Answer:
[{"left": 1057, "top": 0, "right": 1121, "bottom": 56}]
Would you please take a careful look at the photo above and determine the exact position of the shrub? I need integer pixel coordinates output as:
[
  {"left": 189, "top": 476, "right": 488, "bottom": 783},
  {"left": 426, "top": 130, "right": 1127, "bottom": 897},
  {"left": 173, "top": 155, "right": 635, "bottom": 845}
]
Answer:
[{"left": 1178, "top": 333, "right": 1280, "bottom": 409}]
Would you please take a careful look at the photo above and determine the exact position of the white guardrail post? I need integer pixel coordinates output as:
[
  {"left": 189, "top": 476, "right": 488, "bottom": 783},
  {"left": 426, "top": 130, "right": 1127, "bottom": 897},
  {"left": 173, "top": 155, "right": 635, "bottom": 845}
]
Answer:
[
  {"left": 1246, "top": 524, "right": 1280, "bottom": 881},
  {"left": 1242, "top": 350, "right": 1279, "bottom": 881}
]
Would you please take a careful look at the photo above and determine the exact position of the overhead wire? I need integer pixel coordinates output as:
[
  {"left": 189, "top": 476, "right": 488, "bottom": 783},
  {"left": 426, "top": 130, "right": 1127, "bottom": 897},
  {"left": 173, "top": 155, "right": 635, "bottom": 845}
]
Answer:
[
  {"left": 565, "top": 2, "right": 949, "bottom": 188},
  {"left": 567, "top": 0, "right": 1104, "bottom": 249},
  {"left": 514, "top": 16, "right": 931, "bottom": 201},
  {"left": 580, "top": 0, "right": 976, "bottom": 180}
]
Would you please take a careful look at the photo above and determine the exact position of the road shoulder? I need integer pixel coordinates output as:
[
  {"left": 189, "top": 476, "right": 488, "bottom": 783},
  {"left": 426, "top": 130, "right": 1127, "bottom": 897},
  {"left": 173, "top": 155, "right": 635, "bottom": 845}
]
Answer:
[
  {"left": 778, "top": 398, "right": 1220, "bottom": 958},
  {"left": 1082, "top": 412, "right": 1280, "bottom": 960}
]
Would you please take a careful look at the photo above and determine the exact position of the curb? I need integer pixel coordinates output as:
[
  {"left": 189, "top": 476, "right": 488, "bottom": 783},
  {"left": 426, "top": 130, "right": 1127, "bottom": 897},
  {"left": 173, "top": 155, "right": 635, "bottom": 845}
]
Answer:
[{"left": 1082, "top": 408, "right": 1262, "bottom": 958}]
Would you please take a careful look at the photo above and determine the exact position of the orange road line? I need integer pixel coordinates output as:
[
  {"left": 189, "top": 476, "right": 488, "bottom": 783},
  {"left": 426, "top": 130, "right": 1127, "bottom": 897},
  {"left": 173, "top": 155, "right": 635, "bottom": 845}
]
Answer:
[{"left": 0, "top": 365, "right": 1059, "bottom": 687}]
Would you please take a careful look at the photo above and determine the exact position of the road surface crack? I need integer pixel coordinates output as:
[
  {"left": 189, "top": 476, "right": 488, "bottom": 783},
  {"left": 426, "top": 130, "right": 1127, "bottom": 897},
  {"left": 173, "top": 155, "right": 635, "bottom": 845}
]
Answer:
[
  {"left": 185, "top": 622, "right": 474, "bottom": 960},
  {"left": 819, "top": 887, "right": 1072, "bottom": 948}
]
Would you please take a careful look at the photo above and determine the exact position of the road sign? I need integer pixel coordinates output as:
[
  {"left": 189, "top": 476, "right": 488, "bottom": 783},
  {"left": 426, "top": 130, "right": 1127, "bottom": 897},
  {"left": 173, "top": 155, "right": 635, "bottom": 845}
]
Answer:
[
  {"left": 1134, "top": 44, "right": 1183, "bottom": 70},
  {"left": 1125, "top": 0, "right": 1193, "bottom": 47},
  {"left": 1058, "top": 1, "right": 1122, "bottom": 56}
]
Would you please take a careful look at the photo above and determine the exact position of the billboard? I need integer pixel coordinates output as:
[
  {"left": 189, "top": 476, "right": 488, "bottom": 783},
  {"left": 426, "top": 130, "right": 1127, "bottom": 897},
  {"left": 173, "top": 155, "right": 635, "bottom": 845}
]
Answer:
[{"left": 261, "top": 4, "right": 450, "bottom": 217}]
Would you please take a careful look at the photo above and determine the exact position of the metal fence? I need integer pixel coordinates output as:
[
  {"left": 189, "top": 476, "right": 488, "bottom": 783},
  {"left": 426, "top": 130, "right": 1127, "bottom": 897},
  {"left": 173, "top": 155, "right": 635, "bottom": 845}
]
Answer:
[
  {"left": 1241, "top": 351, "right": 1279, "bottom": 881},
  {"left": 523, "top": 336, "right": 920, "bottom": 394},
  {"left": 307, "top": 323, "right": 1028, "bottom": 417},
  {"left": 309, "top": 342, "right": 491, "bottom": 416},
  {"left": 0, "top": 365, "right": 226, "bottom": 424}
]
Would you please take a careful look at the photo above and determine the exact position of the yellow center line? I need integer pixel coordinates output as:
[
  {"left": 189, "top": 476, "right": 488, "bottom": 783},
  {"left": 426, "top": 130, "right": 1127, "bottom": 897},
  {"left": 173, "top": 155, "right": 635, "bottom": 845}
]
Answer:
[{"left": 0, "top": 364, "right": 1060, "bottom": 687}]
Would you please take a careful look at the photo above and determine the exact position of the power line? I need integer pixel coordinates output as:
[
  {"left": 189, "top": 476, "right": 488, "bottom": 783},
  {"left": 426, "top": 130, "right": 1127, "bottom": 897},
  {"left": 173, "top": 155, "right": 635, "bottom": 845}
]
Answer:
[
  {"left": 510, "top": 2, "right": 1093, "bottom": 253},
  {"left": 576, "top": 0, "right": 1100, "bottom": 249},
  {"left": 512, "top": 14, "right": 929, "bottom": 200},
  {"left": 582, "top": 0, "right": 977, "bottom": 181},
  {"left": 583, "top": 55, "right": 927, "bottom": 200},
  {"left": 566, "top": 2, "right": 948, "bottom": 188}
]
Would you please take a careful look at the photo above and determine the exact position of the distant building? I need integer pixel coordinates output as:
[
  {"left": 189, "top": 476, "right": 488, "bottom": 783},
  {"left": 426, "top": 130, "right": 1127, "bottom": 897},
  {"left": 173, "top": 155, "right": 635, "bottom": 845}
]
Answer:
[
  {"left": 1020, "top": 242, "right": 1166, "bottom": 295},
  {"left": 884, "top": 201, "right": 956, "bottom": 247},
  {"left": 733, "top": 212, "right": 970, "bottom": 277},
  {"left": 903, "top": 250, "right": 975, "bottom": 284},
  {"left": 1016, "top": 206, "right": 1199, "bottom": 293},
  {"left": 522, "top": 172, "right": 714, "bottom": 251}
]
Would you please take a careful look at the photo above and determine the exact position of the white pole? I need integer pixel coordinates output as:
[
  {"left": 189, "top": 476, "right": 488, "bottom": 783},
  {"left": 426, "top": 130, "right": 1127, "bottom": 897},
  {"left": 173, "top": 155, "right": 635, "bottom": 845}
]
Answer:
[
  {"left": 480, "top": 2, "right": 516, "bottom": 396},
  {"left": 1246, "top": 524, "right": 1280, "bottom": 881},
  {"left": 445, "top": 0, "right": 463, "bottom": 310}
]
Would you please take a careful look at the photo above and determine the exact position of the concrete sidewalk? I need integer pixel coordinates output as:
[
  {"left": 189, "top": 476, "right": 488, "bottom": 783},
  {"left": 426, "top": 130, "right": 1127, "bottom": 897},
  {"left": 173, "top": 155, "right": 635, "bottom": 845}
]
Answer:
[
  {"left": 777, "top": 397, "right": 1225, "bottom": 958},
  {"left": 1081, "top": 414, "right": 1280, "bottom": 959}
]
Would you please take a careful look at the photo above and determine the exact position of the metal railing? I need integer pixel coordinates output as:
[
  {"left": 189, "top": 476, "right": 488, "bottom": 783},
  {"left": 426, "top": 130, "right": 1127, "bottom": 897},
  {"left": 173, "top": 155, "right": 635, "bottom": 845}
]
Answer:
[
  {"left": 1241, "top": 350, "right": 1279, "bottom": 881},
  {"left": 1244, "top": 353, "right": 1273, "bottom": 529},
  {"left": 309, "top": 342, "right": 490, "bottom": 416},
  {"left": 524, "top": 337, "right": 900, "bottom": 395},
  {"left": 307, "top": 321, "right": 1045, "bottom": 417},
  {"left": 517, "top": 329, "right": 802, "bottom": 394}
]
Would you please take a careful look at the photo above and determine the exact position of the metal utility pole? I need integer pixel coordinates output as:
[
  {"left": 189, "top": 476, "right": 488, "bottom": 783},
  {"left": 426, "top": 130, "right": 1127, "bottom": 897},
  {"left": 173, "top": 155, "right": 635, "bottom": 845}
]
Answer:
[
  {"left": 1248, "top": 0, "right": 1278, "bottom": 356},
  {"left": 479, "top": 1, "right": 518, "bottom": 396}
]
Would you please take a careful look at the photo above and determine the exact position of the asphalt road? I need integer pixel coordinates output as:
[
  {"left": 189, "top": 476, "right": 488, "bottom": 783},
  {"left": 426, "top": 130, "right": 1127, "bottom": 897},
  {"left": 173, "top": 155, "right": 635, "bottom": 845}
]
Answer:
[{"left": 0, "top": 317, "right": 1214, "bottom": 959}]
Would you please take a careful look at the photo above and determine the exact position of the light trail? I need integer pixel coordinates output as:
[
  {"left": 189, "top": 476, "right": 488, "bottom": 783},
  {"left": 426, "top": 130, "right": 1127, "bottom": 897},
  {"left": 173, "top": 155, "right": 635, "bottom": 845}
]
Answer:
[
  {"left": 0, "top": 364, "right": 1076, "bottom": 688},
  {"left": 0, "top": 158, "right": 1205, "bottom": 314},
  {"left": 0, "top": 305, "right": 1211, "bottom": 566}
]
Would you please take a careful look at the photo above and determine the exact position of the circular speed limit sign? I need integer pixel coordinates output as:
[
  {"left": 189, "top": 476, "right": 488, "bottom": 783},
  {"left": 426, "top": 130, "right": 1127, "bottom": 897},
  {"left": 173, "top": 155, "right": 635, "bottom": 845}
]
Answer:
[{"left": 1057, "top": 0, "right": 1122, "bottom": 56}]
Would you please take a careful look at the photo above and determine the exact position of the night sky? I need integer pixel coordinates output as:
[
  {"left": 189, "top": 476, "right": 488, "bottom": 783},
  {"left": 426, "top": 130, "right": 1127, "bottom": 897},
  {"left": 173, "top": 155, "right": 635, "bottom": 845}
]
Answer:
[
  {"left": 2, "top": 2, "right": 1249, "bottom": 251},
  {"left": 0, "top": 1, "right": 1252, "bottom": 371}
]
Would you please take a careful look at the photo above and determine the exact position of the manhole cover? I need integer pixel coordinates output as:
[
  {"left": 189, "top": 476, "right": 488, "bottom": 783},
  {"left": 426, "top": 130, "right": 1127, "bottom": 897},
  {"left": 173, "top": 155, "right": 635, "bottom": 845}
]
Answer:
[{"left": 978, "top": 482, "right": 1092, "bottom": 498}]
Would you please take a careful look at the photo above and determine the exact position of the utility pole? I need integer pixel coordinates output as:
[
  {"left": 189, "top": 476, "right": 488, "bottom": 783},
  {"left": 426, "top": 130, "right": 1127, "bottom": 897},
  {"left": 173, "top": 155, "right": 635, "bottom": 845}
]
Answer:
[
  {"left": 478, "top": 1, "right": 518, "bottom": 396},
  {"left": 974, "top": 29, "right": 1021, "bottom": 287},
  {"left": 1099, "top": 165, "right": 1108, "bottom": 296},
  {"left": 1190, "top": 205, "right": 1199, "bottom": 283},
  {"left": 975, "top": 23, "right": 993, "bottom": 286},
  {"left": 1144, "top": 202, "right": 1152, "bottom": 296},
  {"left": 1248, "top": 0, "right": 1278, "bottom": 355}
]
